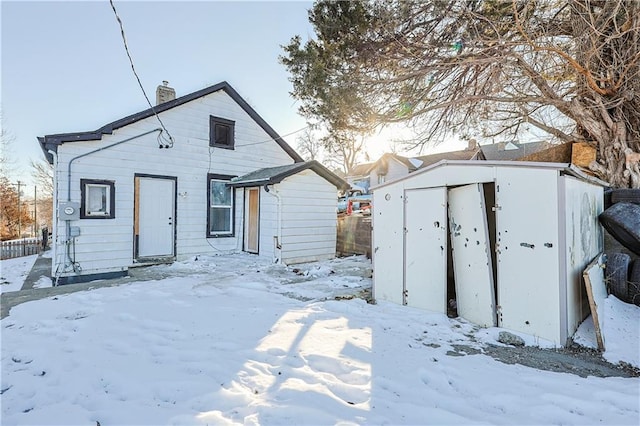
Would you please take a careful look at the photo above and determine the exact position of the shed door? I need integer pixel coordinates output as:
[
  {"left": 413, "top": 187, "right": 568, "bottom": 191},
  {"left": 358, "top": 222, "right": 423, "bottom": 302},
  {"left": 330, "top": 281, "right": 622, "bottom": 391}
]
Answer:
[
  {"left": 245, "top": 187, "right": 259, "bottom": 253},
  {"left": 404, "top": 187, "right": 447, "bottom": 313},
  {"left": 495, "top": 168, "right": 560, "bottom": 342},
  {"left": 448, "top": 184, "right": 496, "bottom": 327},
  {"left": 136, "top": 176, "right": 175, "bottom": 258}
]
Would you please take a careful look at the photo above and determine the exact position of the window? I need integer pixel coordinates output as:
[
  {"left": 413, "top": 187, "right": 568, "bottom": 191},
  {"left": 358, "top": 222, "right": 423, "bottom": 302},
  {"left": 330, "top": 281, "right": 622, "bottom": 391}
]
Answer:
[
  {"left": 209, "top": 116, "right": 235, "bottom": 149},
  {"left": 207, "top": 174, "right": 235, "bottom": 237},
  {"left": 378, "top": 174, "right": 386, "bottom": 184},
  {"left": 80, "top": 179, "right": 115, "bottom": 219}
]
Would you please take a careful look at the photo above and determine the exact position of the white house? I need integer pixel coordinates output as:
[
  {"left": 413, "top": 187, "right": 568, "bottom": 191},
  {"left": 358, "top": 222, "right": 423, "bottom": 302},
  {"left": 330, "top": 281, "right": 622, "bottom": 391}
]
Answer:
[
  {"left": 346, "top": 145, "right": 482, "bottom": 192},
  {"left": 371, "top": 160, "right": 605, "bottom": 346},
  {"left": 39, "top": 81, "right": 348, "bottom": 284}
]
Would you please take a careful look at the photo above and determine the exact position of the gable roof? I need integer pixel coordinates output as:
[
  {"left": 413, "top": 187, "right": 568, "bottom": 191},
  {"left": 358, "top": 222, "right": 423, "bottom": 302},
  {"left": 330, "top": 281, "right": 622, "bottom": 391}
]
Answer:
[
  {"left": 38, "top": 81, "right": 303, "bottom": 164},
  {"left": 229, "top": 160, "right": 349, "bottom": 190},
  {"left": 412, "top": 148, "right": 482, "bottom": 169},
  {"left": 348, "top": 162, "right": 374, "bottom": 177},
  {"left": 480, "top": 141, "right": 552, "bottom": 161}
]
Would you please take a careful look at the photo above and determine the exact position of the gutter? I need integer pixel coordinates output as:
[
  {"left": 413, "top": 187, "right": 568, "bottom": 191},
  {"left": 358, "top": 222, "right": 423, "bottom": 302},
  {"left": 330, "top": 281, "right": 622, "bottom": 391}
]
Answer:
[{"left": 263, "top": 184, "right": 282, "bottom": 263}]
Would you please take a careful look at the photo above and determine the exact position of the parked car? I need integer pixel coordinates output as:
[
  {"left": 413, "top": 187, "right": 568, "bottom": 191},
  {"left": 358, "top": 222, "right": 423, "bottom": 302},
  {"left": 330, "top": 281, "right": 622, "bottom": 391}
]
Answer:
[{"left": 338, "top": 187, "right": 372, "bottom": 215}]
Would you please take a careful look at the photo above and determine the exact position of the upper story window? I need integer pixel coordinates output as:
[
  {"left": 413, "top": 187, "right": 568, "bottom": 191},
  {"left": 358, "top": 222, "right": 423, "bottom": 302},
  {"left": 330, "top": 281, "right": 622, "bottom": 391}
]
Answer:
[
  {"left": 377, "top": 174, "right": 386, "bottom": 185},
  {"left": 209, "top": 116, "right": 235, "bottom": 150},
  {"left": 80, "top": 179, "right": 115, "bottom": 219}
]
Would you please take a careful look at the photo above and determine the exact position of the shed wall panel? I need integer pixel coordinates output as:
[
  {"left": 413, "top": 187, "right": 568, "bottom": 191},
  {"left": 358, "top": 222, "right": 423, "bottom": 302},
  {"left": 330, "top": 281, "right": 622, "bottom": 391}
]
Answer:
[
  {"left": 495, "top": 167, "right": 561, "bottom": 344},
  {"left": 372, "top": 185, "right": 405, "bottom": 305},
  {"left": 448, "top": 184, "right": 496, "bottom": 327},
  {"left": 404, "top": 187, "right": 448, "bottom": 313},
  {"left": 562, "top": 176, "right": 604, "bottom": 341}
]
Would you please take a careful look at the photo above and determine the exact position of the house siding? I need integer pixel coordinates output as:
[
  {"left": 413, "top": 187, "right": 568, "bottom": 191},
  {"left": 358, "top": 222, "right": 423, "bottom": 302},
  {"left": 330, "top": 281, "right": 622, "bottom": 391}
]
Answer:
[
  {"left": 278, "top": 169, "right": 338, "bottom": 264},
  {"left": 52, "top": 90, "right": 294, "bottom": 280},
  {"left": 369, "top": 157, "right": 410, "bottom": 186}
]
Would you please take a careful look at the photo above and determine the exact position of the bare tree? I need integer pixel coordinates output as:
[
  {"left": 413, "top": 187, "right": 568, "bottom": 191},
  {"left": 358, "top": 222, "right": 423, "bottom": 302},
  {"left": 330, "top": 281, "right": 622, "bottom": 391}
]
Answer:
[
  {"left": 0, "top": 112, "right": 16, "bottom": 179},
  {"left": 0, "top": 177, "right": 34, "bottom": 240},
  {"left": 31, "top": 159, "right": 54, "bottom": 229},
  {"left": 282, "top": 0, "right": 640, "bottom": 187},
  {"left": 295, "top": 127, "right": 324, "bottom": 161},
  {"left": 321, "top": 129, "right": 366, "bottom": 174},
  {"left": 30, "top": 159, "right": 54, "bottom": 198}
]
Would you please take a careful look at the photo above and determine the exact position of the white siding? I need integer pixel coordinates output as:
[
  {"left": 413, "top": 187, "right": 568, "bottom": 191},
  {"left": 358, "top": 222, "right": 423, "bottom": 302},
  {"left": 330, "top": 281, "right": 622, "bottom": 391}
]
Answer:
[
  {"left": 562, "top": 176, "right": 603, "bottom": 341},
  {"left": 277, "top": 169, "right": 338, "bottom": 264},
  {"left": 53, "top": 90, "right": 294, "bottom": 280},
  {"left": 369, "top": 157, "right": 409, "bottom": 186}
]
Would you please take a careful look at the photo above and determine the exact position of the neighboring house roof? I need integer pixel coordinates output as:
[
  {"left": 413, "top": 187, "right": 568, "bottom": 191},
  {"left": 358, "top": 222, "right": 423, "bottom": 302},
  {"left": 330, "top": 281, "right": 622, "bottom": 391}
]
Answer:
[
  {"left": 348, "top": 162, "right": 374, "bottom": 178},
  {"left": 229, "top": 160, "right": 349, "bottom": 190},
  {"left": 38, "top": 81, "right": 304, "bottom": 164},
  {"left": 375, "top": 153, "right": 418, "bottom": 174},
  {"left": 412, "top": 148, "right": 482, "bottom": 169},
  {"left": 480, "top": 141, "right": 553, "bottom": 161},
  {"left": 347, "top": 148, "right": 482, "bottom": 180}
]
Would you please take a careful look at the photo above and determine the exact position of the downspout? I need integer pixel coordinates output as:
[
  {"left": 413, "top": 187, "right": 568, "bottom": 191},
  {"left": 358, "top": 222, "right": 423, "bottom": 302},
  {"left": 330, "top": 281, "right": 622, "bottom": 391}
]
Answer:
[
  {"left": 66, "top": 128, "right": 163, "bottom": 202},
  {"left": 48, "top": 150, "right": 59, "bottom": 283},
  {"left": 62, "top": 128, "right": 163, "bottom": 274},
  {"left": 264, "top": 184, "right": 282, "bottom": 263}
]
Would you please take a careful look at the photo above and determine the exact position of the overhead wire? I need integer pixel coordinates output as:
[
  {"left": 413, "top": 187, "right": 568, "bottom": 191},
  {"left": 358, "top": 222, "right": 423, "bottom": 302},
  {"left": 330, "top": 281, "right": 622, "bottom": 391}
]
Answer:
[{"left": 109, "top": 0, "right": 174, "bottom": 148}]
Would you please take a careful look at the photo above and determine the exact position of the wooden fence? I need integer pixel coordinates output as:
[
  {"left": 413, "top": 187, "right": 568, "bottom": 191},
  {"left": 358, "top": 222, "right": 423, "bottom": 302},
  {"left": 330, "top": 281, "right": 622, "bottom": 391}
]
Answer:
[
  {"left": 0, "top": 238, "right": 42, "bottom": 260},
  {"left": 337, "top": 214, "right": 372, "bottom": 258}
]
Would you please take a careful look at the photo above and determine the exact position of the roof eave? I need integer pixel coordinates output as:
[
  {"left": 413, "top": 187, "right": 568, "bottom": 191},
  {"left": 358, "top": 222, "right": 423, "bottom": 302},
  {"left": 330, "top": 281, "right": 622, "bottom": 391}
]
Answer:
[{"left": 37, "top": 81, "right": 304, "bottom": 163}]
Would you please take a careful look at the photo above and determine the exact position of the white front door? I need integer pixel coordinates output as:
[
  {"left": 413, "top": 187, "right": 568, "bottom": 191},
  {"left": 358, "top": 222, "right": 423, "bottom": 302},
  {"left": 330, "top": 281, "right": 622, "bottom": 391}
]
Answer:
[
  {"left": 403, "top": 187, "right": 448, "bottom": 313},
  {"left": 136, "top": 176, "right": 175, "bottom": 258},
  {"left": 448, "top": 183, "right": 496, "bottom": 327}
]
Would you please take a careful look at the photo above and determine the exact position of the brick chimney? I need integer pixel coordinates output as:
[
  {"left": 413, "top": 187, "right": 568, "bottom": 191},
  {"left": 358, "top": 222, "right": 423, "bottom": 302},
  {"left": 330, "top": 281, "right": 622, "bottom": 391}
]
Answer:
[
  {"left": 467, "top": 138, "right": 478, "bottom": 150},
  {"left": 156, "top": 81, "right": 175, "bottom": 105}
]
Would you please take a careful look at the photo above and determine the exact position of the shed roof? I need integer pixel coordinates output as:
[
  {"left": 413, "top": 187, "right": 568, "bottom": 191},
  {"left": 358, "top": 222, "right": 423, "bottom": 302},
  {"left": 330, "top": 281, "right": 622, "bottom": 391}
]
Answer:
[
  {"left": 229, "top": 160, "right": 349, "bottom": 190},
  {"left": 38, "top": 81, "right": 303, "bottom": 164},
  {"left": 371, "top": 159, "right": 610, "bottom": 190}
]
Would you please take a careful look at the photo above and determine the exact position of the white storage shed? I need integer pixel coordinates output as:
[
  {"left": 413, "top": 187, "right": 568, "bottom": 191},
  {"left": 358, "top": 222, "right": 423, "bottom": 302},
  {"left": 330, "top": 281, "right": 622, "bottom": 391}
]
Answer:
[{"left": 372, "top": 160, "right": 606, "bottom": 346}]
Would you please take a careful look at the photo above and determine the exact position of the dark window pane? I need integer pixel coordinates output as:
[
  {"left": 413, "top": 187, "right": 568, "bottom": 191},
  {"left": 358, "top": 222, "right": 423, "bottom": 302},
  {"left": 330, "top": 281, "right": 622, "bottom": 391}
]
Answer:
[
  {"left": 210, "top": 207, "right": 231, "bottom": 233},
  {"left": 215, "top": 124, "right": 230, "bottom": 146}
]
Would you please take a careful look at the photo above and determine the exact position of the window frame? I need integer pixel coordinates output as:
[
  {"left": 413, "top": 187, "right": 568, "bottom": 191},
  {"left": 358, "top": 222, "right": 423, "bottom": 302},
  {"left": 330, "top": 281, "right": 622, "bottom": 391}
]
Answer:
[
  {"left": 80, "top": 179, "right": 115, "bottom": 219},
  {"left": 207, "top": 173, "right": 236, "bottom": 238},
  {"left": 209, "top": 116, "right": 235, "bottom": 150}
]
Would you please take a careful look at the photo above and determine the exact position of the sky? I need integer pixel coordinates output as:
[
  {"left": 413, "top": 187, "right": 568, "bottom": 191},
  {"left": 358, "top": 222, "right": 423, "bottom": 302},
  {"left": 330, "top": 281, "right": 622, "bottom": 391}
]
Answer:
[
  {"left": 1, "top": 0, "right": 318, "bottom": 186},
  {"left": 2, "top": 252, "right": 638, "bottom": 424}
]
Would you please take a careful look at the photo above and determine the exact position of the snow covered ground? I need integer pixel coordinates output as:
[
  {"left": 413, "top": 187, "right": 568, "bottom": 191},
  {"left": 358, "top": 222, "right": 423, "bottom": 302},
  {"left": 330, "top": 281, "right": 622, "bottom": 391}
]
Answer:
[
  {"left": 1, "top": 253, "right": 639, "bottom": 425},
  {"left": 0, "top": 254, "right": 37, "bottom": 294}
]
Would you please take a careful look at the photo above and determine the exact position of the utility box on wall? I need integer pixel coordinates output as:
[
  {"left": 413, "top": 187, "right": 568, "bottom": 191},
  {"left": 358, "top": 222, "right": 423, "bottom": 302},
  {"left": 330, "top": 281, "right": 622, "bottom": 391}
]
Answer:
[
  {"left": 58, "top": 202, "right": 80, "bottom": 221},
  {"left": 371, "top": 160, "right": 606, "bottom": 346}
]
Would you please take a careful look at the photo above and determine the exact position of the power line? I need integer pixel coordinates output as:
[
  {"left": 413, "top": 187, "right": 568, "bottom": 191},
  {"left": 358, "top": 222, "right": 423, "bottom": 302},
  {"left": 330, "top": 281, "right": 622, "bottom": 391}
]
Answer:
[
  {"left": 109, "top": 0, "right": 174, "bottom": 148},
  {"left": 240, "top": 125, "right": 310, "bottom": 147}
]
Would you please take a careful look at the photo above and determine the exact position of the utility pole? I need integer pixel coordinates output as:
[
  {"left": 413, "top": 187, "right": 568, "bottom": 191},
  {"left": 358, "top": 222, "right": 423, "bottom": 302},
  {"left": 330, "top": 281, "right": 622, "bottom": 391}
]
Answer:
[
  {"left": 16, "top": 180, "right": 22, "bottom": 238},
  {"left": 33, "top": 186, "right": 37, "bottom": 237}
]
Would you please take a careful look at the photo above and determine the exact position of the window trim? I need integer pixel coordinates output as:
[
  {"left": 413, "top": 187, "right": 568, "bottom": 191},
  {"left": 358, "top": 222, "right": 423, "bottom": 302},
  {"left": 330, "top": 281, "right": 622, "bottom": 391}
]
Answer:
[
  {"left": 209, "top": 116, "right": 235, "bottom": 150},
  {"left": 80, "top": 179, "right": 115, "bottom": 219},
  {"left": 207, "top": 173, "right": 236, "bottom": 238}
]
